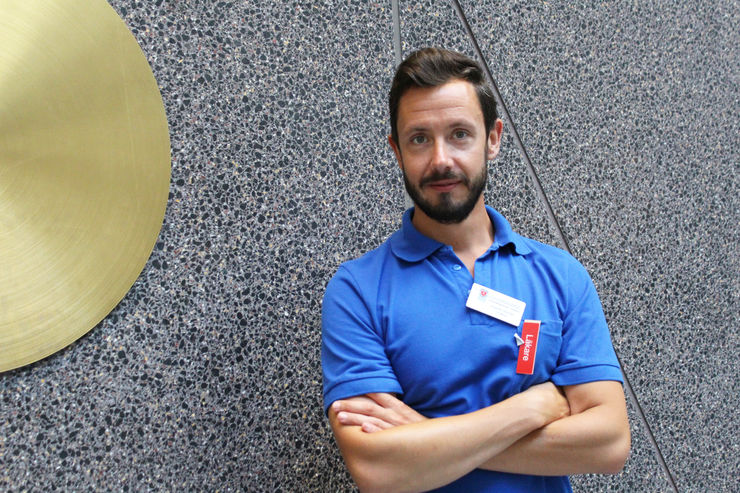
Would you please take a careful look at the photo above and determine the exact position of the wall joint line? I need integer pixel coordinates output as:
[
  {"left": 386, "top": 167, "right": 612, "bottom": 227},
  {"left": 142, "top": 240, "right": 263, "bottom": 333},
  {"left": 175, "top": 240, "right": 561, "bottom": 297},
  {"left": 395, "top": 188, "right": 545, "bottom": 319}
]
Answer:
[{"left": 391, "top": 0, "right": 402, "bottom": 65}]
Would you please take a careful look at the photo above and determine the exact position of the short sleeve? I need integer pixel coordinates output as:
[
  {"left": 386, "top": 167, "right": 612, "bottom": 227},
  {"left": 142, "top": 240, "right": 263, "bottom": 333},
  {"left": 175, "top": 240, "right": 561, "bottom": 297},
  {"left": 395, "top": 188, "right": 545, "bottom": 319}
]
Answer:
[
  {"left": 550, "top": 259, "right": 623, "bottom": 386},
  {"left": 321, "top": 265, "right": 403, "bottom": 415}
]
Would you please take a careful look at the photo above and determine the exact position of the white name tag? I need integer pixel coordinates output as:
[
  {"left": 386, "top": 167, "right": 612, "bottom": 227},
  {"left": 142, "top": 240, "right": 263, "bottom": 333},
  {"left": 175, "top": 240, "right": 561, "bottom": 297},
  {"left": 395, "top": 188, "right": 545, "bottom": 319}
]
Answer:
[{"left": 465, "top": 283, "right": 526, "bottom": 327}]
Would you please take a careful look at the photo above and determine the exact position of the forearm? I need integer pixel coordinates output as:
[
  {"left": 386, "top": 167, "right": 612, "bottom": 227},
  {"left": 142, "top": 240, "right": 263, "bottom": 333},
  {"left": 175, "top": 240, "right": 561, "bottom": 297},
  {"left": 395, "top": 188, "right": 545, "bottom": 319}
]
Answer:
[
  {"left": 481, "top": 382, "right": 631, "bottom": 476},
  {"left": 331, "top": 390, "right": 559, "bottom": 492}
]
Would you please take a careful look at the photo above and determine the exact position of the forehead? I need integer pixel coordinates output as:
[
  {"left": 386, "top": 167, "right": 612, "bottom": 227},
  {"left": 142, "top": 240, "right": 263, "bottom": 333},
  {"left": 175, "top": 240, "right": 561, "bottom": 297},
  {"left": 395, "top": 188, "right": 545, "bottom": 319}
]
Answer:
[{"left": 396, "top": 79, "right": 483, "bottom": 132}]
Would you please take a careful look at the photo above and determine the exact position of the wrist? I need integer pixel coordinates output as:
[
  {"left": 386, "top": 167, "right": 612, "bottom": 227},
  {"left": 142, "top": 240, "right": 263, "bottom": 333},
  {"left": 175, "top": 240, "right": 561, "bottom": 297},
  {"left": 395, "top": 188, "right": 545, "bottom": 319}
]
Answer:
[{"left": 508, "top": 390, "right": 550, "bottom": 429}]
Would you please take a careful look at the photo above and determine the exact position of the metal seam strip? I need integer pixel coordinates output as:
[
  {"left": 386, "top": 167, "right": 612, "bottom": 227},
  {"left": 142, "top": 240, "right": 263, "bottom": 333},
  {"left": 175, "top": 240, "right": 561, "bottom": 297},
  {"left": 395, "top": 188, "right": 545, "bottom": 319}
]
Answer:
[{"left": 391, "top": 0, "right": 402, "bottom": 65}]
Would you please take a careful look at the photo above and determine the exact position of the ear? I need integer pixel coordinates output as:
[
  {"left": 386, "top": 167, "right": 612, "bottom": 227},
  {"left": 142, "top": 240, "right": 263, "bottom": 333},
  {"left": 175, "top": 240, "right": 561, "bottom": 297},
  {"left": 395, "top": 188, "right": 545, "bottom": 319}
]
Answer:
[
  {"left": 486, "top": 119, "right": 504, "bottom": 160},
  {"left": 388, "top": 135, "right": 403, "bottom": 170}
]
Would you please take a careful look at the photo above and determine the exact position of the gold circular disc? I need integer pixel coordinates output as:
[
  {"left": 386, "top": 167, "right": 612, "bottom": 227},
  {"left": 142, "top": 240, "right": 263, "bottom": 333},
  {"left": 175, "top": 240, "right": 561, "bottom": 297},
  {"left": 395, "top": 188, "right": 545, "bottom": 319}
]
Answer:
[{"left": 0, "top": 0, "right": 171, "bottom": 371}]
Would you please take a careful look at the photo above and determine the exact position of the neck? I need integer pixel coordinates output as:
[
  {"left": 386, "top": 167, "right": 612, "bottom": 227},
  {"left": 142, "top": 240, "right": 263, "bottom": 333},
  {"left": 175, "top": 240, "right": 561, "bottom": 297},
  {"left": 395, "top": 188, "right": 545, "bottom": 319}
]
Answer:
[{"left": 411, "top": 198, "right": 494, "bottom": 266}]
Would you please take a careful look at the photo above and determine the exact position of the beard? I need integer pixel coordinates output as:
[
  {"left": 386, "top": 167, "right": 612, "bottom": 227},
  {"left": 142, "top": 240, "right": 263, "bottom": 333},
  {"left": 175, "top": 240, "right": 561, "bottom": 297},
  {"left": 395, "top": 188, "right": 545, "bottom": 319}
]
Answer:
[{"left": 402, "top": 160, "right": 488, "bottom": 224}]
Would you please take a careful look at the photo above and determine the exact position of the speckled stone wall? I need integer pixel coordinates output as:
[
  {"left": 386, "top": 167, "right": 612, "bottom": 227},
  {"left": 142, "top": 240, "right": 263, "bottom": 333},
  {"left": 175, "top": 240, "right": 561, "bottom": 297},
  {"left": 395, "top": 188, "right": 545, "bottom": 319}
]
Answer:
[{"left": 1, "top": 1, "right": 737, "bottom": 492}]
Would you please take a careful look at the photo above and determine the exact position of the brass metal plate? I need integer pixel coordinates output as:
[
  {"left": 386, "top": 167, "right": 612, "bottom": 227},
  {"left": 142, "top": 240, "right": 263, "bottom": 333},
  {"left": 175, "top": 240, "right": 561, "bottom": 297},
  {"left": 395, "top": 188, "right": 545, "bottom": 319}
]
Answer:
[{"left": 0, "top": 0, "right": 171, "bottom": 371}]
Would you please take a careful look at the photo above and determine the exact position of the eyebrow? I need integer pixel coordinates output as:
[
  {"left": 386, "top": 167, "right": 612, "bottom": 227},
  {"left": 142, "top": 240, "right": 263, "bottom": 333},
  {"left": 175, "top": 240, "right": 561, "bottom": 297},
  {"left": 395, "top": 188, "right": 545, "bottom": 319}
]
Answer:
[
  {"left": 447, "top": 119, "right": 477, "bottom": 129},
  {"left": 402, "top": 119, "right": 477, "bottom": 135},
  {"left": 404, "top": 125, "right": 430, "bottom": 134}
]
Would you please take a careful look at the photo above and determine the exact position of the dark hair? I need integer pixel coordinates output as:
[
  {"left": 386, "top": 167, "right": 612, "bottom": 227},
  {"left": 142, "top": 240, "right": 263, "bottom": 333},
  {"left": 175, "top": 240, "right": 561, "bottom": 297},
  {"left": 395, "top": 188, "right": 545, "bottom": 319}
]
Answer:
[{"left": 389, "top": 47, "right": 498, "bottom": 146}]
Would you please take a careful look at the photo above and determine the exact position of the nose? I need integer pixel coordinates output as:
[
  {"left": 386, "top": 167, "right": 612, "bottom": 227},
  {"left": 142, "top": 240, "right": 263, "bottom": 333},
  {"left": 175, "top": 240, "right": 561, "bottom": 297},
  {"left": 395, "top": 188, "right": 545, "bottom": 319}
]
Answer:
[{"left": 431, "top": 139, "right": 452, "bottom": 170}]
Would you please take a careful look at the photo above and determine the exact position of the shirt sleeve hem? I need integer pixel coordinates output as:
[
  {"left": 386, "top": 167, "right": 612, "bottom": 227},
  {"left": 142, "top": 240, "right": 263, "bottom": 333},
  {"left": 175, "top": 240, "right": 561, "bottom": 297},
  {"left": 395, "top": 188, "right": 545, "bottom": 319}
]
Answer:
[
  {"left": 323, "top": 377, "right": 404, "bottom": 416},
  {"left": 550, "top": 364, "right": 624, "bottom": 386}
]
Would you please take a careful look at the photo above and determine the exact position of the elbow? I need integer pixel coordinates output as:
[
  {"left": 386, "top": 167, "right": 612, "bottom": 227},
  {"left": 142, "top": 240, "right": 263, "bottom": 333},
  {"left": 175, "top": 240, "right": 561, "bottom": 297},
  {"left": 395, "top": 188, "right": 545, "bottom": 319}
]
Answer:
[
  {"left": 345, "top": 457, "right": 393, "bottom": 493},
  {"left": 354, "top": 477, "right": 389, "bottom": 493},
  {"left": 601, "top": 429, "right": 631, "bottom": 474},
  {"left": 349, "top": 467, "right": 382, "bottom": 493},
  {"left": 346, "top": 458, "right": 410, "bottom": 493}
]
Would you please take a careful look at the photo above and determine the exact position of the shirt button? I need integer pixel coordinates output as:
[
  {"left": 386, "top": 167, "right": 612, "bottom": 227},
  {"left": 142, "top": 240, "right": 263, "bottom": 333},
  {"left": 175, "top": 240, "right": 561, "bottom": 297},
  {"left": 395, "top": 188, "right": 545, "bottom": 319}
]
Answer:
[{"left": 452, "top": 265, "right": 462, "bottom": 271}]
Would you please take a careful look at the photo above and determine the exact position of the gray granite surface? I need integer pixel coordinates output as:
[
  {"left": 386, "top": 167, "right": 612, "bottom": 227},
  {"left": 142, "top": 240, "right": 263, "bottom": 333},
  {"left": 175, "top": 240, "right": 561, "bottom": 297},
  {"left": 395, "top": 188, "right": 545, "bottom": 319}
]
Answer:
[
  {"left": 1, "top": 0, "right": 737, "bottom": 491},
  {"left": 457, "top": 0, "right": 739, "bottom": 491},
  {"left": 399, "top": 1, "right": 676, "bottom": 491}
]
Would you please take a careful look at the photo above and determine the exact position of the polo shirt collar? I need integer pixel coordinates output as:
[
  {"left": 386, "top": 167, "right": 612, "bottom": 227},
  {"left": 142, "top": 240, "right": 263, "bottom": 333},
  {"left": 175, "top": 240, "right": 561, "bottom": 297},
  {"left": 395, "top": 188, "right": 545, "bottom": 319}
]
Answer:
[
  {"left": 390, "top": 205, "right": 532, "bottom": 262},
  {"left": 389, "top": 208, "right": 443, "bottom": 262},
  {"left": 486, "top": 205, "right": 532, "bottom": 256}
]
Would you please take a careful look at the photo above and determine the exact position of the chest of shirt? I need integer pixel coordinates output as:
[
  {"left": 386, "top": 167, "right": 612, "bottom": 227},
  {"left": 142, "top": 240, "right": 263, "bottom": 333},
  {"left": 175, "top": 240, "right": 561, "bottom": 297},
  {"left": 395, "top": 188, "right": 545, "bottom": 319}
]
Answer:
[{"left": 375, "top": 250, "right": 566, "bottom": 417}]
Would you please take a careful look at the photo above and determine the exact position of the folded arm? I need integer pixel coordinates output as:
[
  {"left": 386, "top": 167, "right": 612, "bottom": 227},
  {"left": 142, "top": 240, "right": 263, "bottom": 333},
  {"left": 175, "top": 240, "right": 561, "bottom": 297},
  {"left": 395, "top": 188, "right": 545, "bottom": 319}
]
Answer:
[
  {"left": 333, "top": 380, "right": 630, "bottom": 489},
  {"left": 480, "top": 380, "right": 631, "bottom": 475},
  {"left": 328, "top": 382, "right": 569, "bottom": 493}
]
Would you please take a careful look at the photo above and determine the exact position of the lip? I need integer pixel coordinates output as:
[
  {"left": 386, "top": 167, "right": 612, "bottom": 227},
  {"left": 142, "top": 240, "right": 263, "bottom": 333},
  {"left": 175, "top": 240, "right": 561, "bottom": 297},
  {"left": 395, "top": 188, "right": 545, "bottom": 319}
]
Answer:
[{"left": 427, "top": 179, "right": 461, "bottom": 192}]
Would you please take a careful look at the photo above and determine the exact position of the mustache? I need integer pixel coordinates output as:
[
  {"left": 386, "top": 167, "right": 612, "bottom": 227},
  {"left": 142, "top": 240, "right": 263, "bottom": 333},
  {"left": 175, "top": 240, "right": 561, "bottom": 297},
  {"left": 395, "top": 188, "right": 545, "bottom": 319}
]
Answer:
[{"left": 419, "top": 170, "right": 469, "bottom": 187}]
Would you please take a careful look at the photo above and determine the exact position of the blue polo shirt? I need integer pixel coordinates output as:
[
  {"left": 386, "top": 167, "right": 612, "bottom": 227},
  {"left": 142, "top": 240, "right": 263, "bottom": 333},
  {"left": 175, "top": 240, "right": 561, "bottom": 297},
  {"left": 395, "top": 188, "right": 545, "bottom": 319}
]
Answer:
[{"left": 322, "top": 206, "right": 622, "bottom": 492}]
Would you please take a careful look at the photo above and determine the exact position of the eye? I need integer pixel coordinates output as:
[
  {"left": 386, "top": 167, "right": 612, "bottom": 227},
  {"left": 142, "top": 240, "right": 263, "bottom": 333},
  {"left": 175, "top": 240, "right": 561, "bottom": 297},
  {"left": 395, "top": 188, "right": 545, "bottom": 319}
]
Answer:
[
  {"left": 453, "top": 130, "right": 469, "bottom": 139},
  {"left": 410, "top": 135, "right": 427, "bottom": 145}
]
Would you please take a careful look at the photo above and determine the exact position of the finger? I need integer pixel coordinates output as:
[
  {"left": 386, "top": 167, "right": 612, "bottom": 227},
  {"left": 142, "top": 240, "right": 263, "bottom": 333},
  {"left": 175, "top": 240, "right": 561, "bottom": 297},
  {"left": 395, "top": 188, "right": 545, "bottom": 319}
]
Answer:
[
  {"left": 552, "top": 385, "right": 571, "bottom": 416},
  {"left": 335, "top": 394, "right": 426, "bottom": 426},
  {"left": 340, "top": 396, "right": 406, "bottom": 424},
  {"left": 367, "top": 392, "right": 403, "bottom": 406},
  {"left": 336, "top": 411, "right": 394, "bottom": 430},
  {"left": 334, "top": 397, "right": 385, "bottom": 417},
  {"left": 368, "top": 393, "right": 413, "bottom": 416},
  {"left": 368, "top": 393, "right": 426, "bottom": 424},
  {"left": 361, "top": 422, "right": 384, "bottom": 433}
]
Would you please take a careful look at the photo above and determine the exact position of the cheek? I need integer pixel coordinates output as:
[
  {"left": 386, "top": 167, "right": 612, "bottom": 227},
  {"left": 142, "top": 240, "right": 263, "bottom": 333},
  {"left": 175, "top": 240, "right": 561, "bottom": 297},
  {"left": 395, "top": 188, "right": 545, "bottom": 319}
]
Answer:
[{"left": 400, "top": 154, "right": 426, "bottom": 174}]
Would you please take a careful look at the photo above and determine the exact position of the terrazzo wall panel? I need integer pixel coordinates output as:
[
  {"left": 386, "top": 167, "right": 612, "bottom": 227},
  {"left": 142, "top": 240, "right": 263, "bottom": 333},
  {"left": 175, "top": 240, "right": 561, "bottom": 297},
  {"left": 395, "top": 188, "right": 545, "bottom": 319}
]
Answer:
[
  {"left": 462, "top": 2, "right": 739, "bottom": 492},
  {"left": 0, "top": 1, "right": 736, "bottom": 492},
  {"left": 396, "top": 3, "right": 675, "bottom": 492},
  {"left": 401, "top": 0, "right": 739, "bottom": 491}
]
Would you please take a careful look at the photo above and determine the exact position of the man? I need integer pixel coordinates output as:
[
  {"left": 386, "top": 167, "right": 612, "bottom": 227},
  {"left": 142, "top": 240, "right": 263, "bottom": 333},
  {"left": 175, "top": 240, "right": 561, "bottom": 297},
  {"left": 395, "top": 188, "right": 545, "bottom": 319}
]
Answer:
[{"left": 322, "top": 47, "right": 630, "bottom": 492}]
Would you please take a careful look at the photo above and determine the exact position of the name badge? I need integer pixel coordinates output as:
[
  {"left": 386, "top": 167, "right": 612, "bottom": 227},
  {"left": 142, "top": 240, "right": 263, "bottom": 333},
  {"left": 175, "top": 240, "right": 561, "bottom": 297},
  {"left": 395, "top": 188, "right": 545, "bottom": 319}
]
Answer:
[
  {"left": 516, "top": 320, "right": 541, "bottom": 375},
  {"left": 465, "top": 283, "right": 526, "bottom": 327}
]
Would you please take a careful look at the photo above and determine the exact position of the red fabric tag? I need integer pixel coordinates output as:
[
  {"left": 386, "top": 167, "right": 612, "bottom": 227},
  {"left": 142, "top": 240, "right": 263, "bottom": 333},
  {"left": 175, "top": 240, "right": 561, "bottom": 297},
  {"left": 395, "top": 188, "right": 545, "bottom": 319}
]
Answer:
[{"left": 516, "top": 320, "right": 540, "bottom": 375}]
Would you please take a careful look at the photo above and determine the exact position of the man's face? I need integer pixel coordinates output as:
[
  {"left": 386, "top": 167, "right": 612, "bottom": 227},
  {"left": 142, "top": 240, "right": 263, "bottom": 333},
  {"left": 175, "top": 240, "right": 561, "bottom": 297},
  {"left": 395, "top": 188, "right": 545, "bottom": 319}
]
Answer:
[{"left": 389, "top": 79, "right": 502, "bottom": 224}]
